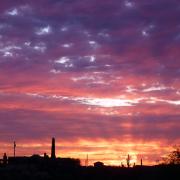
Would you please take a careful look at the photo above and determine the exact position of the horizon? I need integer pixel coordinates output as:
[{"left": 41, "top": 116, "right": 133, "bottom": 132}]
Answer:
[
  {"left": 0, "top": 0, "right": 180, "bottom": 166},
  {"left": 0, "top": 139, "right": 158, "bottom": 167},
  {"left": 0, "top": 137, "right": 177, "bottom": 166}
]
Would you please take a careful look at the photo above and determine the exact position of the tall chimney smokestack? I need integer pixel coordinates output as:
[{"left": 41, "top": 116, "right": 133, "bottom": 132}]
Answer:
[{"left": 51, "top": 137, "right": 56, "bottom": 159}]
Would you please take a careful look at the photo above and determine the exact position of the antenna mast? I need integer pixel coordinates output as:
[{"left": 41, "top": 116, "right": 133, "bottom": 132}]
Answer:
[
  {"left": 85, "top": 154, "right": 89, "bottom": 167},
  {"left": 13, "top": 141, "right": 16, "bottom": 157}
]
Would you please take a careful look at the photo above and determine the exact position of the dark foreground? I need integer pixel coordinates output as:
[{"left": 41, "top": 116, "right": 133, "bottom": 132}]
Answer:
[{"left": 0, "top": 164, "right": 179, "bottom": 180}]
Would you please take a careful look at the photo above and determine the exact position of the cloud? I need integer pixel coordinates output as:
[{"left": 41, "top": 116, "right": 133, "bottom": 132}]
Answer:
[
  {"left": 74, "top": 97, "right": 141, "bottom": 107},
  {"left": 35, "top": 26, "right": 52, "bottom": 35},
  {"left": 124, "top": 0, "right": 135, "bottom": 8},
  {"left": 6, "top": 8, "right": 19, "bottom": 16},
  {"left": 33, "top": 42, "right": 47, "bottom": 53},
  {"left": 0, "top": 44, "right": 22, "bottom": 58}
]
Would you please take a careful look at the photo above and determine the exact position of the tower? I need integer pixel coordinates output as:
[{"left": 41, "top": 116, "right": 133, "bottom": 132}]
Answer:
[{"left": 51, "top": 137, "right": 56, "bottom": 159}]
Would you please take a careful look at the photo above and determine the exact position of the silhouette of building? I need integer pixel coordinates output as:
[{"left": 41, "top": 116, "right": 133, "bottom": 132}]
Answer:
[
  {"left": 44, "top": 153, "right": 49, "bottom": 159},
  {"left": 94, "top": 161, "right": 104, "bottom": 168},
  {"left": 5, "top": 138, "right": 80, "bottom": 168},
  {"left": 3, "top": 153, "right": 8, "bottom": 165},
  {"left": 51, "top": 137, "right": 56, "bottom": 159}
]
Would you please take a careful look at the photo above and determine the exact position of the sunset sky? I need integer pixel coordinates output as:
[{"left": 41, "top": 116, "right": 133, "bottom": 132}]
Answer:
[{"left": 0, "top": 0, "right": 180, "bottom": 166}]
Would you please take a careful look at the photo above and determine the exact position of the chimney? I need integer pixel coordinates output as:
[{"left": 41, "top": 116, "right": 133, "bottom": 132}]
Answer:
[{"left": 51, "top": 137, "right": 56, "bottom": 159}]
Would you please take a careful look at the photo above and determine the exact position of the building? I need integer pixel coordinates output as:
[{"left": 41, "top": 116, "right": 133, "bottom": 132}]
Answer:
[{"left": 3, "top": 137, "right": 80, "bottom": 168}]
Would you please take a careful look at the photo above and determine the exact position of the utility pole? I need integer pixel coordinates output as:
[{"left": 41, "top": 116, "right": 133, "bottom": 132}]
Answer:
[
  {"left": 85, "top": 154, "right": 89, "bottom": 167},
  {"left": 13, "top": 141, "right": 16, "bottom": 157},
  {"left": 141, "top": 158, "right": 143, "bottom": 166}
]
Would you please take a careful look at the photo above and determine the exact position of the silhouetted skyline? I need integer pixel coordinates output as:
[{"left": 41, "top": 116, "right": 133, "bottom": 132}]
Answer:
[
  {"left": 0, "top": 140, "right": 179, "bottom": 180},
  {"left": 0, "top": 138, "right": 145, "bottom": 167}
]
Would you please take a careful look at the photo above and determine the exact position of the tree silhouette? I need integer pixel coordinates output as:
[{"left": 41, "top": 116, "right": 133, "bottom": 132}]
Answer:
[{"left": 162, "top": 146, "right": 180, "bottom": 165}]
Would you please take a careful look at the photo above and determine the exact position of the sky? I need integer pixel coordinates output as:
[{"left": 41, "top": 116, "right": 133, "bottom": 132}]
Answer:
[{"left": 0, "top": 0, "right": 180, "bottom": 166}]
